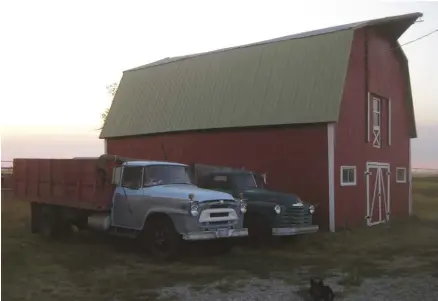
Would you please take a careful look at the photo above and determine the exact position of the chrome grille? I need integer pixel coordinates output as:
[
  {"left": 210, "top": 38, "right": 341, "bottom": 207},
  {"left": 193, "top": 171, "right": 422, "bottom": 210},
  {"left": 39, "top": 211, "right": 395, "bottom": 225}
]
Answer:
[
  {"left": 201, "top": 200, "right": 237, "bottom": 210},
  {"left": 209, "top": 204, "right": 230, "bottom": 209},
  {"left": 199, "top": 200, "right": 238, "bottom": 229},
  {"left": 278, "top": 206, "right": 312, "bottom": 226}
]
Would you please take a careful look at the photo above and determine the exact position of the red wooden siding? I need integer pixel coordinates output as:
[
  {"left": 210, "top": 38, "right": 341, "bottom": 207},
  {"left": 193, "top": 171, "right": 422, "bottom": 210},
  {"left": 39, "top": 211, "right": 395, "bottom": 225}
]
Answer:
[
  {"left": 107, "top": 125, "right": 331, "bottom": 229},
  {"left": 1, "top": 174, "right": 13, "bottom": 190},
  {"left": 13, "top": 159, "right": 114, "bottom": 211},
  {"left": 334, "top": 28, "right": 411, "bottom": 229}
]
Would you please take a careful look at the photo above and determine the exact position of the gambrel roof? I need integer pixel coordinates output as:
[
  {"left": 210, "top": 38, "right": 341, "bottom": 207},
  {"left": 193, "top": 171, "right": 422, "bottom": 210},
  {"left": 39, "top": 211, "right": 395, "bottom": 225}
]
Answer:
[{"left": 100, "top": 12, "right": 421, "bottom": 139}]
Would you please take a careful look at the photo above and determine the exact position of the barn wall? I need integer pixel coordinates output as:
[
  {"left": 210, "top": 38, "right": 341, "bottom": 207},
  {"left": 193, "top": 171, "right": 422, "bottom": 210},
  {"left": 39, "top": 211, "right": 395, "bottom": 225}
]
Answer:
[
  {"left": 107, "top": 124, "right": 331, "bottom": 229},
  {"left": 334, "top": 28, "right": 411, "bottom": 229}
]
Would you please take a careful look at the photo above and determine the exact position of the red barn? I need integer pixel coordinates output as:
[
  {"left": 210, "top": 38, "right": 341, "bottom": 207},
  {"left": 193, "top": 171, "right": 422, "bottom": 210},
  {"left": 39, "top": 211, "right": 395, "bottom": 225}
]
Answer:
[{"left": 100, "top": 13, "right": 421, "bottom": 232}]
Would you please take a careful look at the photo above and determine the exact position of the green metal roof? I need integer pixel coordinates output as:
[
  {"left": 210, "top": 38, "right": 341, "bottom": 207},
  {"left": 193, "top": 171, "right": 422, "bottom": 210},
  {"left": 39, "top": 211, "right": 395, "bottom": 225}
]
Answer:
[{"left": 100, "top": 13, "right": 421, "bottom": 139}]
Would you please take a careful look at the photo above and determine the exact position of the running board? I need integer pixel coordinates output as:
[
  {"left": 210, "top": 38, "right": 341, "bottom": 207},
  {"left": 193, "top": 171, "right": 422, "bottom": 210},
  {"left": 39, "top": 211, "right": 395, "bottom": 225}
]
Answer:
[{"left": 108, "top": 226, "right": 140, "bottom": 238}]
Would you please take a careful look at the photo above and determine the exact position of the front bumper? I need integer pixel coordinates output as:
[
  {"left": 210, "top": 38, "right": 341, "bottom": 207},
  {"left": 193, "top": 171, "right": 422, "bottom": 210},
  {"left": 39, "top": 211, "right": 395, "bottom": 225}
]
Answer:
[
  {"left": 182, "top": 228, "right": 248, "bottom": 241},
  {"left": 272, "top": 225, "right": 319, "bottom": 236}
]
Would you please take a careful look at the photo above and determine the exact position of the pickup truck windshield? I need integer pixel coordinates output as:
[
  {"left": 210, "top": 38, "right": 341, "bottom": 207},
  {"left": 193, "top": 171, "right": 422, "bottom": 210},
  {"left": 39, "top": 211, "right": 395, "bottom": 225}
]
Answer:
[
  {"left": 235, "top": 173, "right": 258, "bottom": 190},
  {"left": 253, "top": 173, "right": 266, "bottom": 189},
  {"left": 144, "top": 165, "right": 192, "bottom": 187}
]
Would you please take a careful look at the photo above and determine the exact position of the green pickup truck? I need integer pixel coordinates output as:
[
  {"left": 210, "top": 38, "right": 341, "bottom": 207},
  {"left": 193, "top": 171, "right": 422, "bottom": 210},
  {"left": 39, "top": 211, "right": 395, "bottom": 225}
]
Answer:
[{"left": 190, "top": 164, "right": 319, "bottom": 246}]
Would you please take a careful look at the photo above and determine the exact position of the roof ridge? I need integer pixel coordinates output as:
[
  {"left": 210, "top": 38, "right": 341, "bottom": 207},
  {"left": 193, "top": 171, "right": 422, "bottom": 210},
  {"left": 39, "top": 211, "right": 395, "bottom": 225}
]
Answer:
[{"left": 125, "top": 12, "right": 421, "bottom": 72}]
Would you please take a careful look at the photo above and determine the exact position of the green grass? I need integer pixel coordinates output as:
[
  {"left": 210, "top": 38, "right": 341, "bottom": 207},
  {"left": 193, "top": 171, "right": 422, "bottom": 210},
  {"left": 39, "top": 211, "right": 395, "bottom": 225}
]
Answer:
[{"left": 2, "top": 177, "right": 438, "bottom": 300}]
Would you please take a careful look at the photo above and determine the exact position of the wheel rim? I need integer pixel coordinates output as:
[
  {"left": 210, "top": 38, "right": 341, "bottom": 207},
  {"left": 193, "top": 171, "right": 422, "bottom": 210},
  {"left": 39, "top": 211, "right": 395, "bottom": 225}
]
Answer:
[{"left": 152, "top": 228, "right": 170, "bottom": 255}]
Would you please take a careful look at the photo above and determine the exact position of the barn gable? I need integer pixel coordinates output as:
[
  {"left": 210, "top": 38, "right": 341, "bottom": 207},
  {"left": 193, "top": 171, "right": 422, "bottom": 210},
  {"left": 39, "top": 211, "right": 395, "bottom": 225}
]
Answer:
[{"left": 100, "top": 12, "right": 421, "bottom": 139}]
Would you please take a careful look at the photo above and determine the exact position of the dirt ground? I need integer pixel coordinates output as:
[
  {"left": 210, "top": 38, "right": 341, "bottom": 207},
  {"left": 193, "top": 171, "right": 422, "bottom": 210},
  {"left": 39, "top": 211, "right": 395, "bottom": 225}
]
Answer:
[{"left": 2, "top": 177, "right": 438, "bottom": 301}]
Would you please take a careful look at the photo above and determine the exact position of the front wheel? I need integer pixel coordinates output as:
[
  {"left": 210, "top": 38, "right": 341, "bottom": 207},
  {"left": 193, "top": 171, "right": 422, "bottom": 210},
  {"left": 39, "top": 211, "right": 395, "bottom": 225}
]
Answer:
[{"left": 144, "top": 218, "right": 181, "bottom": 261}]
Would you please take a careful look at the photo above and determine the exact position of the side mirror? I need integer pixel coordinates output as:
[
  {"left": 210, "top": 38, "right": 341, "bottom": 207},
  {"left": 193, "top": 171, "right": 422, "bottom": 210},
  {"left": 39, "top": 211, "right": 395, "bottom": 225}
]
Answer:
[{"left": 112, "top": 166, "right": 123, "bottom": 185}]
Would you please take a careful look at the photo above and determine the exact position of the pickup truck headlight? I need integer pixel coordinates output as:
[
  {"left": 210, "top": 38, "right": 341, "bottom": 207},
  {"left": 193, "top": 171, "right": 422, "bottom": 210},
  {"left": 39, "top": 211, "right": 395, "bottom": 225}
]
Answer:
[
  {"left": 309, "top": 205, "right": 315, "bottom": 214},
  {"left": 240, "top": 201, "right": 247, "bottom": 214},
  {"left": 189, "top": 201, "right": 199, "bottom": 217},
  {"left": 274, "top": 205, "right": 281, "bottom": 214}
]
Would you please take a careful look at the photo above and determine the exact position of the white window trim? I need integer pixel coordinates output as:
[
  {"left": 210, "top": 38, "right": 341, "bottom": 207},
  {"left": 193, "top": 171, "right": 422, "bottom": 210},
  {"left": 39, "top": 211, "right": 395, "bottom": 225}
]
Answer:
[
  {"left": 367, "top": 92, "right": 371, "bottom": 142},
  {"left": 372, "top": 96, "right": 381, "bottom": 148},
  {"left": 396, "top": 167, "right": 407, "bottom": 183},
  {"left": 408, "top": 141, "right": 412, "bottom": 215},
  {"left": 388, "top": 98, "right": 392, "bottom": 146},
  {"left": 340, "top": 166, "right": 357, "bottom": 186}
]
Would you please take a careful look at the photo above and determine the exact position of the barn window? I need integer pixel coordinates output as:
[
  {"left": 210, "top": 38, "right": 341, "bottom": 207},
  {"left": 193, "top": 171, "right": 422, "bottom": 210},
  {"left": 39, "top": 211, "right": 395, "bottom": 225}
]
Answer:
[
  {"left": 372, "top": 97, "right": 381, "bottom": 148},
  {"left": 340, "top": 166, "right": 357, "bottom": 186},
  {"left": 396, "top": 167, "right": 407, "bottom": 183}
]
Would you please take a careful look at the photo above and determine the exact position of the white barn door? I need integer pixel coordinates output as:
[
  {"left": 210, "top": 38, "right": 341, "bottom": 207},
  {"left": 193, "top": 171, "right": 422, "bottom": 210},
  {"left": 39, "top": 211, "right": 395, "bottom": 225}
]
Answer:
[{"left": 366, "top": 162, "right": 390, "bottom": 226}]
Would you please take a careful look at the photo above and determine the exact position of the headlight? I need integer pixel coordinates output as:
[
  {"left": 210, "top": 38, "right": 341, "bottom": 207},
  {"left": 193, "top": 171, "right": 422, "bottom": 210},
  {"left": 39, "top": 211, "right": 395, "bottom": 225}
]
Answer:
[
  {"left": 309, "top": 205, "right": 315, "bottom": 214},
  {"left": 240, "top": 201, "right": 247, "bottom": 214},
  {"left": 190, "top": 201, "right": 199, "bottom": 216},
  {"left": 274, "top": 205, "right": 281, "bottom": 214}
]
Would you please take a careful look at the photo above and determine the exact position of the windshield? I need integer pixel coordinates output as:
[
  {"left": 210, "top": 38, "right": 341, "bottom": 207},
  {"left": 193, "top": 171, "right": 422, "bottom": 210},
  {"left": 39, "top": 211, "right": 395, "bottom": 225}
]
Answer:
[
  {"left": 144, "top": 165, "right": 192, "bottom": 187},
  {"left": 253, "top": 173, "right": 266, "bottom": 189},
  {"left": 235, "top": 173, "right": 259, "bottom": 190}
]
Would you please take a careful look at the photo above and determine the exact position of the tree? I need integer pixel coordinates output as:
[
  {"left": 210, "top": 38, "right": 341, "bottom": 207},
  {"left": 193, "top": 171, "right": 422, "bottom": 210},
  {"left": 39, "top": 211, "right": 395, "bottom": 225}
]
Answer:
[{"left": 100, "top": 82, "right": 119, "bottom": 129}]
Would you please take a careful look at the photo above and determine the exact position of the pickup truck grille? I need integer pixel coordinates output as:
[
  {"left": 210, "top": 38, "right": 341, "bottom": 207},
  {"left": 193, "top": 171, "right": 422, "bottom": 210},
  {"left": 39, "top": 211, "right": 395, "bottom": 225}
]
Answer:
[
  {"left": 278, "top": 206, "right": 312, "bottom": 226},
  {"left": 198, "top": 200, "right": 239, "bottom": 229},
  {"left": 201, "top": 200, "right": 237, "bottom": 210}
]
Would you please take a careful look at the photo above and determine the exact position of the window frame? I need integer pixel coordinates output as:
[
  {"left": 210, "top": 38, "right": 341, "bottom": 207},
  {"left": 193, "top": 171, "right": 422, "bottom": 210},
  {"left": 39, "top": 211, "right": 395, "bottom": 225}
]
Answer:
[
  {"left": 340, "top": 166, "right": 357, "bottom": 186},
  {"left": 143, "top": 164, "right": 192, "bottom": 187},
  {"left": 396, "top": 167, "right": 407, "bottom": 183},
  {"left": 121, "top": 166, "right": 144, "bottom": 189},
  {"left": 372, "top": 96, "right": 381, "bottom": 148}
]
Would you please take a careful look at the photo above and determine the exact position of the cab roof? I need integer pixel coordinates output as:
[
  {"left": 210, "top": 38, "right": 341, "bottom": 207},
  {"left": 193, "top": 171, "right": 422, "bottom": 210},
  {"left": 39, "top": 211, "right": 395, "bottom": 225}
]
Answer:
[{"left": 123, "top": 160, "right": 187, "bottom": 167}]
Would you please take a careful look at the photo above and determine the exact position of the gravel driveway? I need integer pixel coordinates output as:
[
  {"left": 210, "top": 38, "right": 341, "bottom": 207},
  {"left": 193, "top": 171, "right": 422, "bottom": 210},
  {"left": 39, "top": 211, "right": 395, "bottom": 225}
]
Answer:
[{"left": 155, "top": 275, "right": 438, "bottom": 301}]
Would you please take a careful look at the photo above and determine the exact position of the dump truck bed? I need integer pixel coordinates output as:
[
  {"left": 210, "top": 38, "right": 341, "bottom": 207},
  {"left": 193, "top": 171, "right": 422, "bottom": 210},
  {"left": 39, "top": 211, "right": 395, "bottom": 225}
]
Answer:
[{"left": 13, "top": 158, "right": 115, "bottom": 211}]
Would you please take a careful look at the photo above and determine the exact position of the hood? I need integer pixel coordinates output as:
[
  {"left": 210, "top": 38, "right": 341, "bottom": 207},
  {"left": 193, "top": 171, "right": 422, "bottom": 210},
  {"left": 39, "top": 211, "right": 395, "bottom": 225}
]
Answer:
[
  {"left": 144, "top": 184, "right": 235, "bottom": 202},
  {"left": 242, "top": 188, "right": 304, "bottom": 206}
]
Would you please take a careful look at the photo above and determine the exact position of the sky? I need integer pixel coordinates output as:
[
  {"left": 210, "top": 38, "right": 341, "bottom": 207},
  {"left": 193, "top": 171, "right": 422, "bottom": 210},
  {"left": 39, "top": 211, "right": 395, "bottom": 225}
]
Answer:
[{"left": 0, "top": 0, "right": 437, "bottom": 168}]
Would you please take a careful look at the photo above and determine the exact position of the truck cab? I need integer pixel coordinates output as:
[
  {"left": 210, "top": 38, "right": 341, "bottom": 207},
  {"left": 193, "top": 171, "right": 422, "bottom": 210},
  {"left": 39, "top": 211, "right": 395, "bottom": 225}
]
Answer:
[
  {"left": 97, "top": 160, "right": 248, "bottom": 258},
  {"left": 191, "top": 164, "right": 319, "bottom": 246}
]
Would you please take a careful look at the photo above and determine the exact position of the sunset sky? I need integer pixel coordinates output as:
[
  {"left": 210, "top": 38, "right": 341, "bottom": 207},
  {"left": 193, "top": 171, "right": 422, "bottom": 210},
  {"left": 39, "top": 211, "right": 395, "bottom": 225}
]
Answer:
[{"left": 1, "top": 0, "right": 437, "bottom": 168}]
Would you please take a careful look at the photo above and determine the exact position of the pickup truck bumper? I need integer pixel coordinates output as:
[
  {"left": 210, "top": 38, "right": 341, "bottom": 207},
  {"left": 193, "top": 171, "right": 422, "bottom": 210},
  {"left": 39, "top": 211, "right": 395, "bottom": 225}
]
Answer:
[
  {"left": 182, "top": 228, "right": 248, "bottom": 241},
  {"left": 272, "top": 225, "right": 319, "bottom": 236}
]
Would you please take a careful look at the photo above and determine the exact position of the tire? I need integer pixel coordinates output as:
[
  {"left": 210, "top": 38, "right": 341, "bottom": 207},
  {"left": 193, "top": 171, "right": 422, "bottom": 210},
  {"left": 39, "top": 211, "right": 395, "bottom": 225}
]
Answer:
[
  {"left": 144, "top": 217, "right": 181, "bottom": 261},
  {"left": 244, "top": 213, "right": 272, "bottom": 248},
  {"left": 39, "top": 213, "right": 58, "bottom": 239},
  {"left": 39, "top": 209, "right": 72, "bottom": 240}
]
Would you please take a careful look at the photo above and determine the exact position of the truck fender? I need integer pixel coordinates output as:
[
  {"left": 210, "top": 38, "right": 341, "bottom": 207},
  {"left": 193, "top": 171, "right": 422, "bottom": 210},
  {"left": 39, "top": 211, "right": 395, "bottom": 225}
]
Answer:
[{"left": 141, "top": 208, "right": 186, "bottom": 233}]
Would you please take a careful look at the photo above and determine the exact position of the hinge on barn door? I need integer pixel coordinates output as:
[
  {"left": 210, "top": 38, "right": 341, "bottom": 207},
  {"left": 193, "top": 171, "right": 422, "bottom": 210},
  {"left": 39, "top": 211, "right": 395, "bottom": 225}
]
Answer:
[
  {"left": 365, "top": 215, "right": 371, "bottom": 220},
  {"left": 386, "top": 171, "right": 391, "bottom": 175},
  {"left": 365, "top": 171, "right": 372, "bottom": 175}
]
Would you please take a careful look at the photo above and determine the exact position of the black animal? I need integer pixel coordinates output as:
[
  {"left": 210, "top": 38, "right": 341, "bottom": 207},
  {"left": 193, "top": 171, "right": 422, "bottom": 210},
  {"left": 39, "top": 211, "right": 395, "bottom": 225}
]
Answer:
[{"left": 309, "top": 278, "right": 335, "bottom": 301}]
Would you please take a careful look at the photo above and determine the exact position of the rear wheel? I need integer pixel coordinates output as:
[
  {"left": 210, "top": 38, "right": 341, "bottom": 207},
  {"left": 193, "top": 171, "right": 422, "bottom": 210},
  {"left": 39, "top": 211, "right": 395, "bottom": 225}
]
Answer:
[
  {"left": 38, "top": 206, "right": 72, "bottom": 240},
  {"left": 144, "top": 217, "right": 181, "bottom": 261},
  {"left": 39, "top": 213, "right": 57, "bottom": 239}
]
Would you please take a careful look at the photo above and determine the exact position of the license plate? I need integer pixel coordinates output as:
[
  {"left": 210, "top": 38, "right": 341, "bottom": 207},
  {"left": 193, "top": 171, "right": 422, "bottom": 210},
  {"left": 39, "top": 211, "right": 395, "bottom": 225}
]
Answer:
[{"left": 216, "top": 228, "right": 230, "bottom": 237}]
